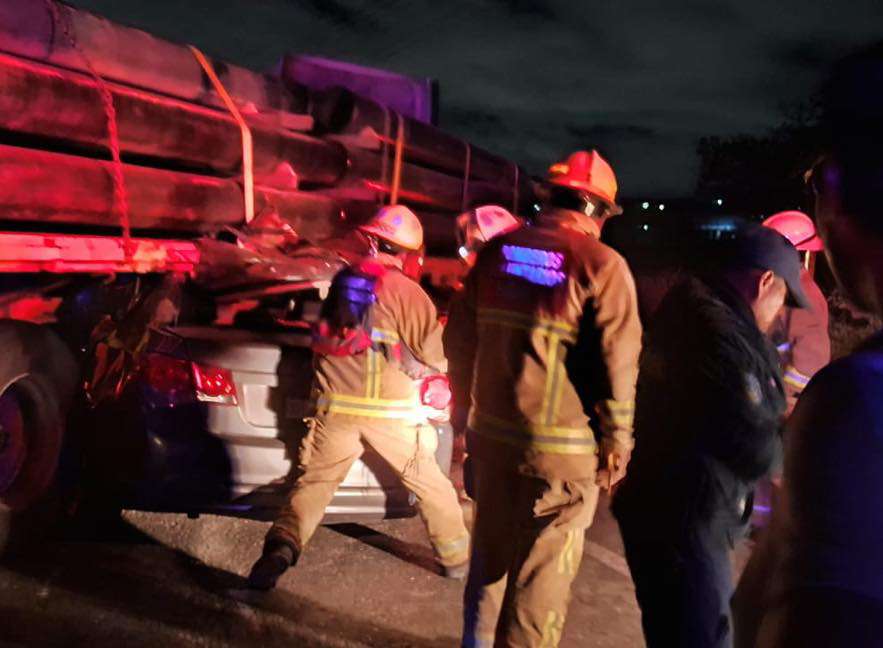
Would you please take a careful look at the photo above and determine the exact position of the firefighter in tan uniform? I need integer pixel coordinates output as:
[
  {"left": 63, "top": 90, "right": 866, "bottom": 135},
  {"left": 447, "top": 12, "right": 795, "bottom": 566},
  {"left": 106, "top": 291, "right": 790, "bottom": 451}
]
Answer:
[
  {"left": 445, "top": 150, "right": 642, "bottom": 647},
  {"left": 248, "top": 205, "right": 470, "bottom": 590},
  {"left": 762, "top": 211, "right": 831, "bottom": 413}
]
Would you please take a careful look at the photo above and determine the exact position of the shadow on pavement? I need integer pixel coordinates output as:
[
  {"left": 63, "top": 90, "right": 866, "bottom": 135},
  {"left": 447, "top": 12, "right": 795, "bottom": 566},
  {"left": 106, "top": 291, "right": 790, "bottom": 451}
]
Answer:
[
  {"left": 1, "top": 518, "right": 456, "bottom": 647},
  {"left": 328, "top": 522, "right": 441, "bottom": 575}
]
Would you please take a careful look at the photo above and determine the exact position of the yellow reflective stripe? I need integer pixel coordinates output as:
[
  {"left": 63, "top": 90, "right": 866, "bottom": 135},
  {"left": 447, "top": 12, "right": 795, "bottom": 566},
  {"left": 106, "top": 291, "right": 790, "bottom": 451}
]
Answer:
[
  {"left": 783, "top": 365, "right": 810, "bottom": 389},
  {"left": 557, "top": 529, "right": 576, "bottom": 575},
  {"left": 477, "top": 307, "right": 577, "bottom": 342},
  {"left": 476, "top": 412, "right": 592, "bottom": 440},
  {"left": 365, "top": 348, "right": 377, "bottom": 398},
  {"left": 540, "top": 611, "right": 564, "bottom": 648},
  {"left": 434, "top": 533, "right": 470, "bottom": 560},
  {"left": 472, "top": 412, "right": 596, "bottom": 455},
  {"left": 318, "top": 393, "right": 417, "bottom": 419},
  {"left": 541, "top": 332, "right": 567, "bottom": 426},
  {"left": 595, "top": 399, "right": 635, "bottom": 433},
  {"left": 365, "top": 328, "right": 397, "bottom": 399},
  {"left": 371, "top": 327, "right": 399, "bottom": 343},
  {"left": 321, "top": 393, "right": 416, "bottom": 407}
]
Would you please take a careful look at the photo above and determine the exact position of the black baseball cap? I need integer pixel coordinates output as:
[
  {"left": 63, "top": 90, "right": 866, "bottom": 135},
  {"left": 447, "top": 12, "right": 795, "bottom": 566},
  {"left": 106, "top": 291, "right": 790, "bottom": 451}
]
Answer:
[{"left": 724, "top": 222, "right": 811, "bottom": 309}]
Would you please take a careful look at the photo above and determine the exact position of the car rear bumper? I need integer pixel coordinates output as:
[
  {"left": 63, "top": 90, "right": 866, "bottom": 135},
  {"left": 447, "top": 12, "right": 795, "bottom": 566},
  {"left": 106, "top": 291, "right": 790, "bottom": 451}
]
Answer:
[{"left": 84, "top": 388, "right": 452, "bottom": 523}]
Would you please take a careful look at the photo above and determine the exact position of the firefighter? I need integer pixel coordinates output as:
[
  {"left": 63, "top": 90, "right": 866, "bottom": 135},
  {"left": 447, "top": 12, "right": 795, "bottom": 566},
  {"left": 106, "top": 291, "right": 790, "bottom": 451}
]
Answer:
[
  {"left": 456, "top": 205, "right": 522, "bottom": 267},
  {"left": 445, "top": 150, "right": 642, "bottom": 647},
  {"left": 247, "top": 205, "right": 470, "bottom": 590},
  {"left": 762, "top": 211, "right": 830, "bottom": 412},
  {"left": 612, "top": 222, "right": 809, "bottom": 648}
]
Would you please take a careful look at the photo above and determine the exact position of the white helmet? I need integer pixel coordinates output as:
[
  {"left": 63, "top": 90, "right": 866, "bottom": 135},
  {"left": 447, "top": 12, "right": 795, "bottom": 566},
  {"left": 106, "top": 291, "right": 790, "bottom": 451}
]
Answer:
[
  {"left": 359, "top": 205, "right": 424, "bottom": 251},
  {"left": 456, "top": 205, "right": 521, "bottom": 261}
]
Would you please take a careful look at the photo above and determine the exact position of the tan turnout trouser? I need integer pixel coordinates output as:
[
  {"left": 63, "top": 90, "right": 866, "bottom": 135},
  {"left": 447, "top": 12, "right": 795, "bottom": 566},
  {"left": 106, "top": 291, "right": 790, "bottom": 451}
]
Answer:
[
  {"left": 462, "top": 457, "right": 600, "bottom": 648},
  {"left": 269, "top": 414, "right": 470, "bottom": 567}
]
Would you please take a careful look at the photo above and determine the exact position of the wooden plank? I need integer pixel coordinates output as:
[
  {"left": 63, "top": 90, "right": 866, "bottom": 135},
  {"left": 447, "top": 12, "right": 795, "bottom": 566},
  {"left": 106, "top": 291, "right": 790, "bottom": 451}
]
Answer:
[
  {"left": 322, "top": 146, "right": 524, "bottom": 213},
  {"left": 0, "top": 0, "right": 309, "bottom": 120},
  {"left": 308, "top": 86, "right": 526, "bottom": 187},
  {"left": 0, "top": 53, "right": 346, "bottom": 185},
  {"left": 0, "top": 144, "right": 340, "bottom": 241}
]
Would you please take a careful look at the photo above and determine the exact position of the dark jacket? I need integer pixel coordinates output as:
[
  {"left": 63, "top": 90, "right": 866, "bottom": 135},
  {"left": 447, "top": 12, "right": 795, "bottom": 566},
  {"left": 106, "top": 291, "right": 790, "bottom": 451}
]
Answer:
[{"left": 613, "top": 277, "right": 786, "bottom": 531}]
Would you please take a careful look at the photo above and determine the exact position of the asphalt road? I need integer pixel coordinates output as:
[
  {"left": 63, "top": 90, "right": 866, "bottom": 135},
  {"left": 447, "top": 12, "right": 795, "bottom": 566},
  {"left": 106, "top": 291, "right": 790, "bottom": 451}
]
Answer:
[{"left": 0, "top": 496, "right": 660, "bottom": 647}]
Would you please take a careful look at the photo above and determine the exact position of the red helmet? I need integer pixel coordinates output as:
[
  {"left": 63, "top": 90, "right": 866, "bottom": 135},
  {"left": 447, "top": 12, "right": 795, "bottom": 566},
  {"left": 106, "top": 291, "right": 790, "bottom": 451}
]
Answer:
[
  {"left": 547, "top": 150, "right": 622, "bottom": 215},
  {"left": 762, "top": 210, "right": 823, "bottom": 252}
]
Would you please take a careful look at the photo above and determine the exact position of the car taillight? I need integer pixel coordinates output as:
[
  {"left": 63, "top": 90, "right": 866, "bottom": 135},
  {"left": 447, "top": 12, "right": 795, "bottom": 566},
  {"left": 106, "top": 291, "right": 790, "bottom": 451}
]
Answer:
[
  {"left": 140, "top": 354, "right": 238, "bottom": 406},
  {"left": 192, "top": 363, "right": 238, "bottom": 405}
]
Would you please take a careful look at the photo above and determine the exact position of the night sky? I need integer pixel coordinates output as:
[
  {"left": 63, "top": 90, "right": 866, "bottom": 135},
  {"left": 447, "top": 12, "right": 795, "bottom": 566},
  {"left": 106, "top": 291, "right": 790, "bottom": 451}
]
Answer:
[{"left": 69, "top": 0, "right": 883, "bottom": 197}]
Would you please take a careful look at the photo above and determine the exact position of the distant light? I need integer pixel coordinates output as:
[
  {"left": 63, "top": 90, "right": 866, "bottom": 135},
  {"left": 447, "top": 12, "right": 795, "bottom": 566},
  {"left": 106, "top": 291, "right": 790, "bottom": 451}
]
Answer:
[
  {"left": 658, "top": 204, "right": 665, "bottom": 211},
  {"left": 458, "top": 246, "right": 469, "bottom": 259},
  {"left": 641, "top": 201, "right": 650, "bottom": 210},
  {"left": 716, "top": 198, "right": 724, "bottom": 206},
  {"left": 533, "top": 203, "right": 542, "bottom": 212},
  {"left": 642, "top": 224, "right": 650, "bottom": 231}
]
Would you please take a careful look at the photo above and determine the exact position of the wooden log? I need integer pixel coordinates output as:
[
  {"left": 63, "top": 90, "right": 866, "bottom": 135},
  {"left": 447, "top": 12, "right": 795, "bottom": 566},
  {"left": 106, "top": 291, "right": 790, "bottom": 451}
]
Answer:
[
  {"left": 308, "top": 86, "right": 525, "bottom": 186},
  {"left": 0, "top": 52, "right": 347, "bottom": 185},
  {"left": 0, "top": 144, "right": 340, "bottom": 241},
  {"left": 0, "top": 0, "right": 309, "bottom": 121},
  {"left": 322, "top": 146, "right": 525, "bottom": 213}
]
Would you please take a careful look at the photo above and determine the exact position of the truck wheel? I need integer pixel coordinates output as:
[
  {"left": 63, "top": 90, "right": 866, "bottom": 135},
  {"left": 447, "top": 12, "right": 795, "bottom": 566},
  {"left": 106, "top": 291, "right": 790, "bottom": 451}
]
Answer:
[{"left": 0, "top": 322, "right": 78, "bottom": 558}]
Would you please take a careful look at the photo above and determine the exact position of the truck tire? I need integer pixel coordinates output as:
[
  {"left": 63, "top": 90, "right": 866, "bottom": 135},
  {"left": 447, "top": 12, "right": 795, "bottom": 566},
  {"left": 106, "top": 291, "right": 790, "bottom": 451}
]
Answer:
[{"left": 0, "top": 321, "right": 78, "bottom": 558}]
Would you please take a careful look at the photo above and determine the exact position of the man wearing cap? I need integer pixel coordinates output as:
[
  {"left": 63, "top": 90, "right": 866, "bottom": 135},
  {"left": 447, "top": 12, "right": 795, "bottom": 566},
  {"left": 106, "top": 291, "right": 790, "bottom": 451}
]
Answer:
[
  {"left": 612, "top": 221, "right": 807, "bottom": 648},
  {"left": 446, "top": 150, "right": 642, "bottom": 647},
  {"left": 763, "top": 211, "right": 830, "bottom": 413}
]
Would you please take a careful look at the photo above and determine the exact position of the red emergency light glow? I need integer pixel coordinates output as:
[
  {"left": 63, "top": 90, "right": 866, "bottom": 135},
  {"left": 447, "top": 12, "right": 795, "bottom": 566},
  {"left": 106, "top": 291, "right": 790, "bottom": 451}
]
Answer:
[
  {"left": 141, "top": 354, "right": 238, "bottom": 406},
  {"left": 192, "top": 363, "right": 238, "bottom": 405},
  {"left": 0, "top": 232, "right": 199, "bottom": 274}
]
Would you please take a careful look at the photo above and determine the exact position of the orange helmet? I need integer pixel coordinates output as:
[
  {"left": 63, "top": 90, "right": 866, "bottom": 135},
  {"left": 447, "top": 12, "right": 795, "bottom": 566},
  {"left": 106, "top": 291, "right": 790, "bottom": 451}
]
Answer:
[
  {"left": 456, "top": 205, "right": 522, "bottom": 259},
  {"left": 762, "top": 210, "right": 823, "bottom": 252},
  {"left": 547, "top": 150, "right": 622, "bottom": 215},
  {"left": 359, "top": 205, "right": 424, "bottom": 251}
]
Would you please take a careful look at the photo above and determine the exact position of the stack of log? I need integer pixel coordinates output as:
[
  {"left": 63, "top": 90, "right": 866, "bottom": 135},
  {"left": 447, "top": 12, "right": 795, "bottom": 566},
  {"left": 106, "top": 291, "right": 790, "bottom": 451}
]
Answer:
[{"left": 0, "top": 0, "right": 535, "bottom": 252}]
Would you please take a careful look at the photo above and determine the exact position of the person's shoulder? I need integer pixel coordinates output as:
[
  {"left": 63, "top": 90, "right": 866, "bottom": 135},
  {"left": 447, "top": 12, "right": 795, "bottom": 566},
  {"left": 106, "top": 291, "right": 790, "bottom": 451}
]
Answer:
[
  {"left": 570, "top": 235, "right": 631, "bottom": 279},
  {"left": 807, "top": 341, "right": 883, "bottom": 398},
  {"left": 793, "top": 340, "right": 883, "bottom": 437}
]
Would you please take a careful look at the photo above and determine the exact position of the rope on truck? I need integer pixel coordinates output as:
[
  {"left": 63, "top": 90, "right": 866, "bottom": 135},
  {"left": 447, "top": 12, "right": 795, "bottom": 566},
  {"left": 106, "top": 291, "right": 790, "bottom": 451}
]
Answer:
[{"left": 45, "top": 0, "right": 132, "bottom": 255}]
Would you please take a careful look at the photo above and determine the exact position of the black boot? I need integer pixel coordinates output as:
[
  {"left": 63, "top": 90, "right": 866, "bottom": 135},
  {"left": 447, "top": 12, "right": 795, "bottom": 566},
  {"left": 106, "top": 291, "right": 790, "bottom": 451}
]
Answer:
[{"left": 247, "top": 540, "right": 298, "bottom": 590}]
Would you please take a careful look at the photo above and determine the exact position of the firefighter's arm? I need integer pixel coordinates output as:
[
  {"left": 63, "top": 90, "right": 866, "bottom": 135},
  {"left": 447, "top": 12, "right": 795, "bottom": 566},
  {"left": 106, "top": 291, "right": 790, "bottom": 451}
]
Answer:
[
  {"left": 443, "top": 277, "right": 478, "bottom": 436},
  {"left": 590, "top": 253, "right": 642, "bottom": 488},
  {"left": 396, "top": 278, "right": 447, "bottom": 374},
  {"left": 784, "top": 285, "right": 831, "bottom": 407}
]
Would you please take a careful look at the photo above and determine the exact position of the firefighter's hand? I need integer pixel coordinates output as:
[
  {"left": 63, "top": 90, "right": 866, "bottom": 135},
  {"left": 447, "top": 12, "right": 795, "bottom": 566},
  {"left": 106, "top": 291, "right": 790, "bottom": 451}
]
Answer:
[{"left": 595, "top": 440, "right": 631, "bottom": 491}]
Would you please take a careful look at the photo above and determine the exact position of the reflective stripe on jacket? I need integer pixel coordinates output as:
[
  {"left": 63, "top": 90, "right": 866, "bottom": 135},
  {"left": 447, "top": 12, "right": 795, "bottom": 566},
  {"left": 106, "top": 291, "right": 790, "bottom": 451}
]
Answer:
[{"left": 445, "top": 208, "right": 642, "bottom": 478}]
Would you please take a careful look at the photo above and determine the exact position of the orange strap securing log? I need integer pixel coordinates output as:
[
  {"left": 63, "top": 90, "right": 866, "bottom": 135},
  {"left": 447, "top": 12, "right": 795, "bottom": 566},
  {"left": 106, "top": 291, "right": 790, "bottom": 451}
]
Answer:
[
  {"left": 461, "top": 142, "right": 472, "bottom": 212},
  {"left": 188, "top": 45, "right": 255, "bottom": 224},
  {"left": 389, "top": 113, "right": 406, "bottom": 205}
]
